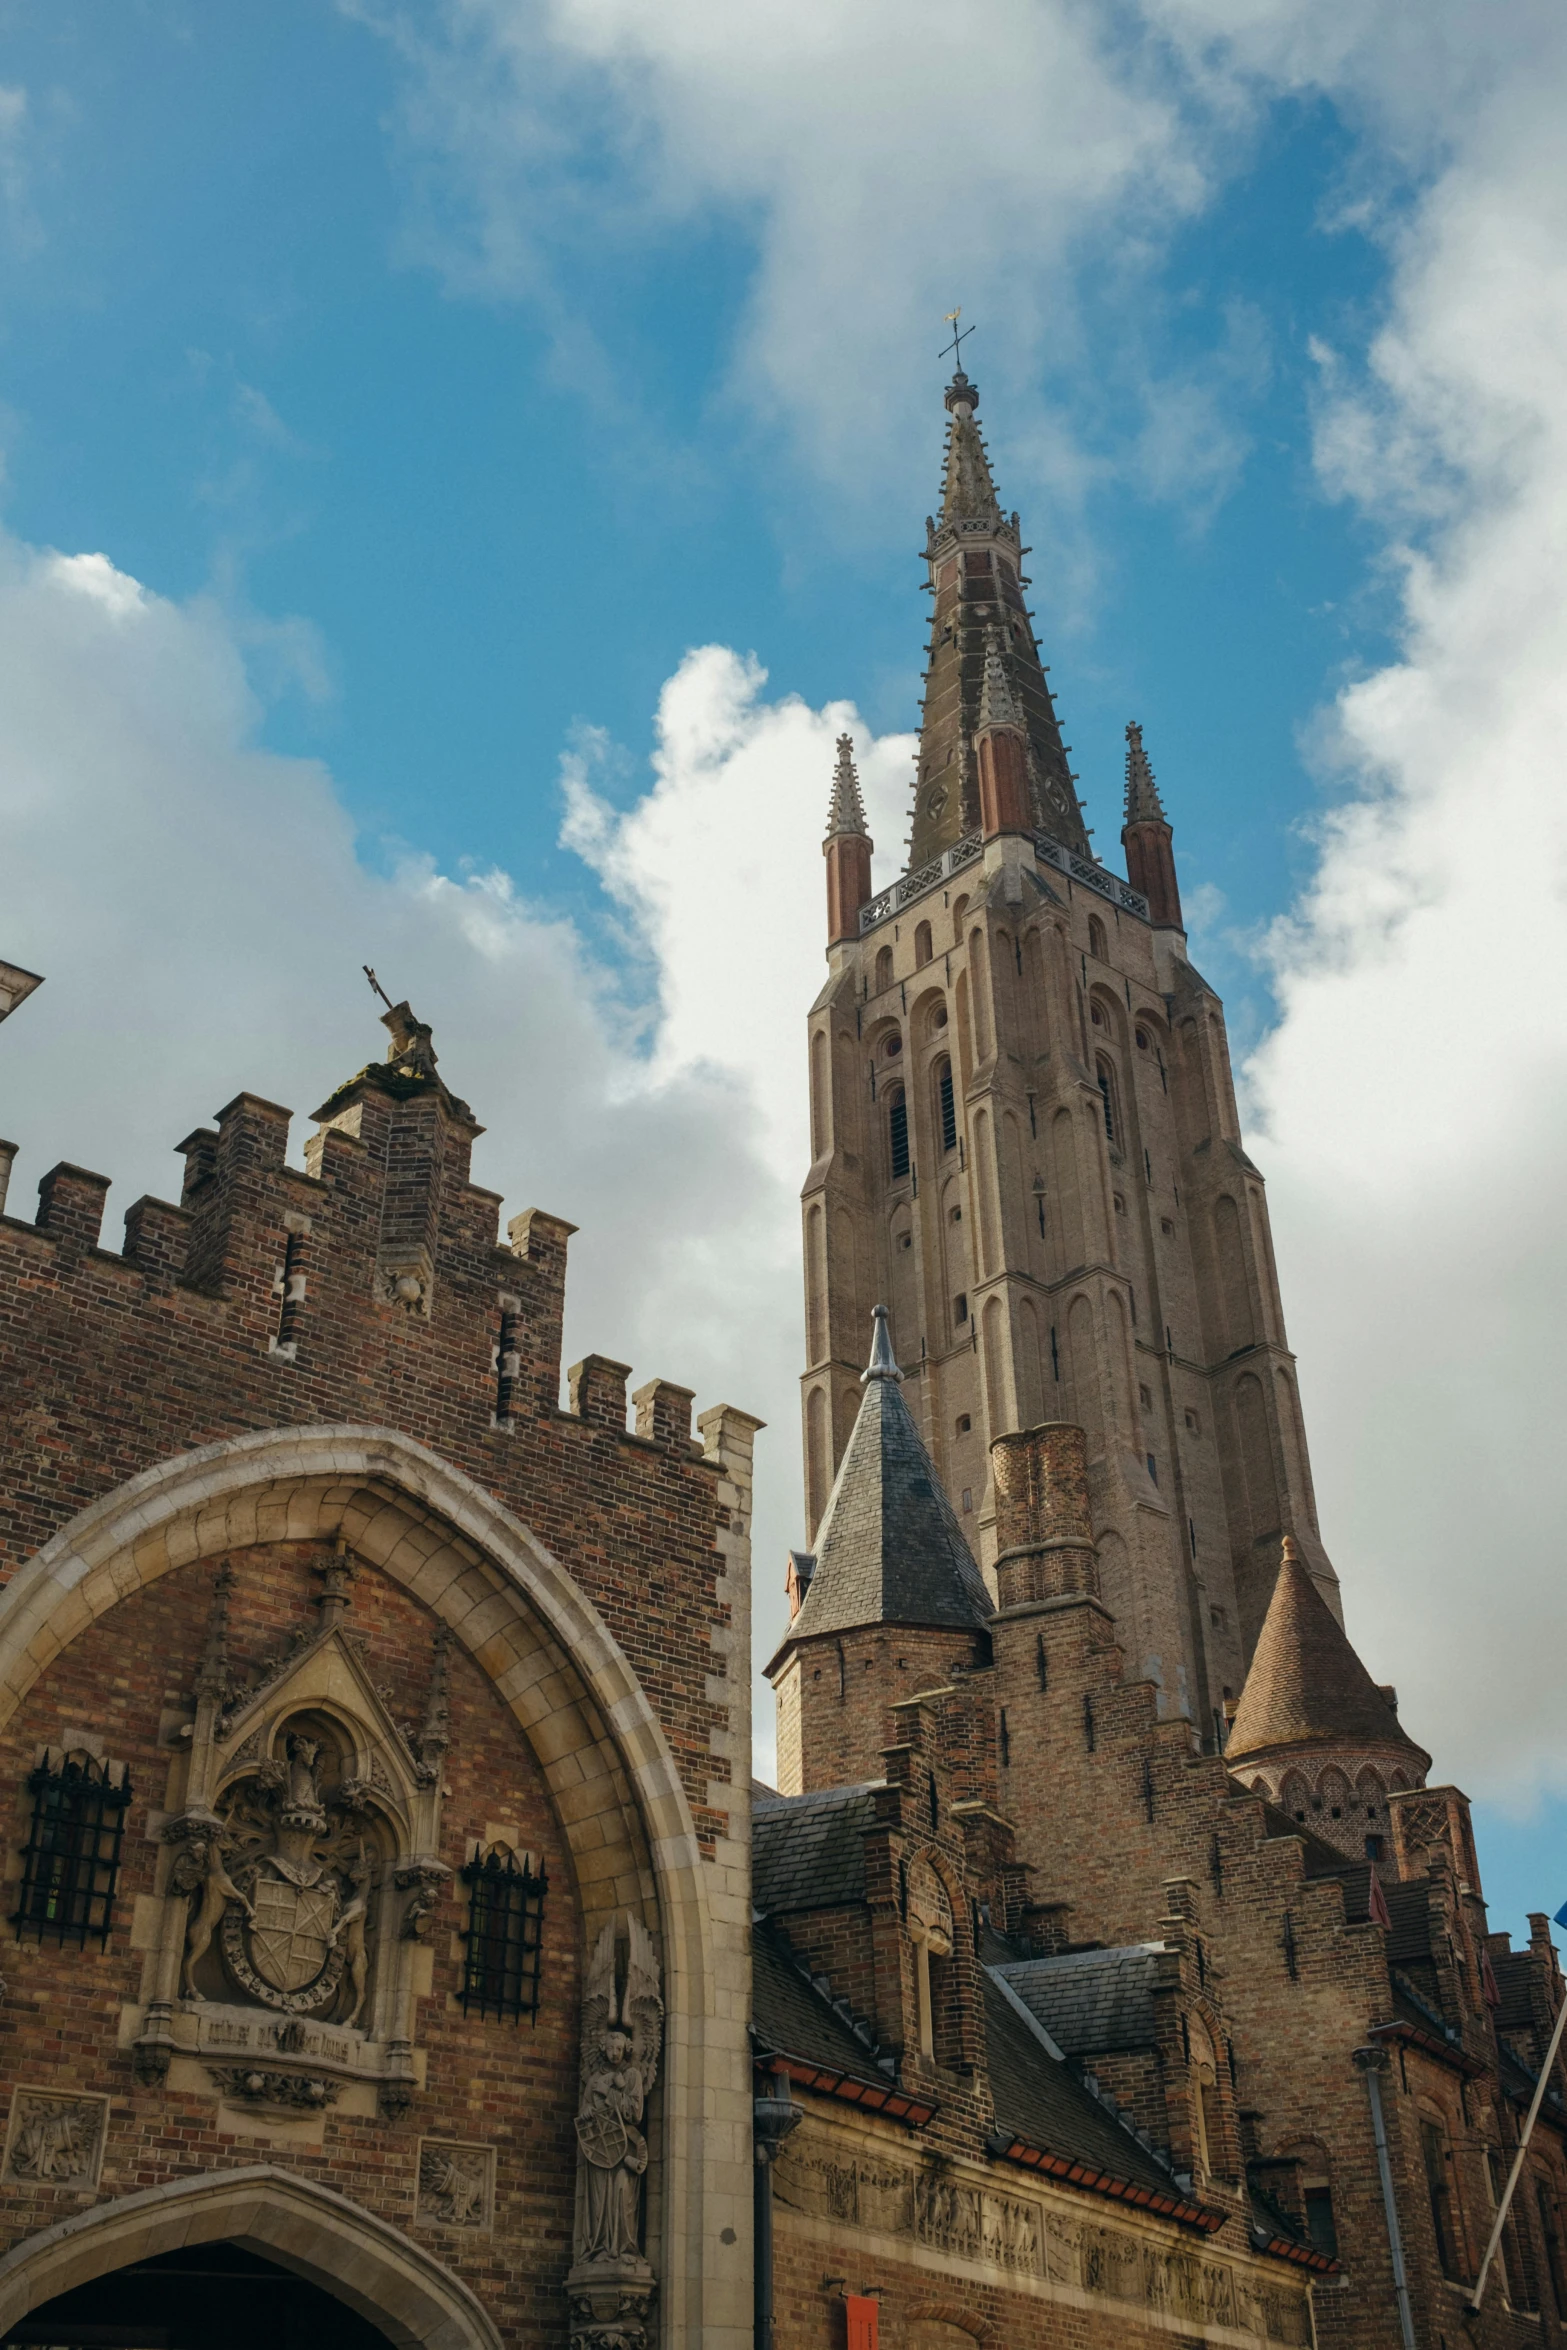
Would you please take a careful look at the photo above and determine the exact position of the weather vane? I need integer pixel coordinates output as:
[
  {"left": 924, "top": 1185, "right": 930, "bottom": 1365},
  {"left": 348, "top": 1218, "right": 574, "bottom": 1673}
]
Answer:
[
  {"left": 939, "top": 309, "right": 974, "bottom": 370},
  {"left": 363, "top": 965, "right": 394, "bottom": 1012}
]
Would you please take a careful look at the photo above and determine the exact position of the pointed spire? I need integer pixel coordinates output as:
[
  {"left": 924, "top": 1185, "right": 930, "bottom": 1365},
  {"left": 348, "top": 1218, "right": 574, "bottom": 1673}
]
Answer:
[
  {"left": 978, "top": 628, "right": 1022, "bottom": 736},
  {"left": 776, "top": 1307, "right": 993, "bottom": 1650},
  {"left": 826, "top": 732, "right": 870, "bottom": 840},
  {"left": 911, "top": 371, "right": 1086, "bottom": 867},
  {"left": 1123, "top": 722, "right": 1166, "bottom": 825},
  {"left": 863, "top": 1302, "right": 902, "bottom": 1384},
  {"left": 1226, "top": 1537, "right": 1430, "bottom": 1771},
  {"left": 940, "top": 373, "right": 1004, "bottom": 529}
]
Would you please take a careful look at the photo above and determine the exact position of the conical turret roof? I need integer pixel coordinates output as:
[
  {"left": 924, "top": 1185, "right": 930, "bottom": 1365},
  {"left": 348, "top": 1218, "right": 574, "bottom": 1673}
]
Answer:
[
  {"left": 911, "top": 372, "right": 1086, "bottom": 868},
  {"left": 781, "top": 1308, "right": 993, "bottom": 1650},
  {"left": 1227, "top": 1539, "right": 1429, "bottom": 1769},
  {"left": 1123, "top": 721, "right": 1167, "bottom": 826}
]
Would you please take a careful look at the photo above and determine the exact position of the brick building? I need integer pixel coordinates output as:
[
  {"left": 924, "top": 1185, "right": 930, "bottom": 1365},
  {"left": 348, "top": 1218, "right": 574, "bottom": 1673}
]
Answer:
[
  {"left": 753, "top": 367, "right": 1567, "bottom": 2350},
  {"left": 0, "top": 996, "right": 757, "bottom": 2348}
]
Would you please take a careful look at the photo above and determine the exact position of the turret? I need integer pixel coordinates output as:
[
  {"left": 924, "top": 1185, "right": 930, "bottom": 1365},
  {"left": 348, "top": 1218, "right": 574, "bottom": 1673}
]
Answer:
[
  {"left": 1120, "top": 721, "right": 1182, "bottom": 929},
  {"left": 823, "top": 733, "right": 873, "bottom": 947}
]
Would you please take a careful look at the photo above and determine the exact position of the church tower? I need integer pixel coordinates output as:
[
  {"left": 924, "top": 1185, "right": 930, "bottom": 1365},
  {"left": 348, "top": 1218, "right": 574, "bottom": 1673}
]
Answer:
[{"left": 800, "top": 365, "right": 1335, "bottom": 1741}]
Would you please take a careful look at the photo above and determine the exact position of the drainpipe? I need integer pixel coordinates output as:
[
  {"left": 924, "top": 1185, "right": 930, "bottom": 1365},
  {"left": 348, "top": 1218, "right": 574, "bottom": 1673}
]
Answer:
[
  {"left": 1354, "top": 2046, "right": 1417, "bottom": 2350},
  {"left": 753, "top": 2063, "right": 803, "bottom": 2350}
]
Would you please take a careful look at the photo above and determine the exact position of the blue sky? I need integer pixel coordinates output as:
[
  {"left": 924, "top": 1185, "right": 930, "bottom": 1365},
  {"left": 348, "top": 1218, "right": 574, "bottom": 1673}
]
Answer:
[{"left": 4, "top": 0, "right": 1567, "bottom": 1942}]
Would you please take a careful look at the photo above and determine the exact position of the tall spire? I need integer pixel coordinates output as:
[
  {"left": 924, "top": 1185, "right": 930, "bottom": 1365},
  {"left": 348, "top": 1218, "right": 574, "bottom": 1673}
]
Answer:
[
  {"left": 826, "top": 732, "right": 870, "bottom": 840},
  {"left": 1119, "top": 717, "right": 1183, "bottom": 930},
  {"left": 911, "top": 371, "right": 1087, "bottom": 869},
  {"left": 1123, "top": 721, "right": 1166, "bottom": 825}
]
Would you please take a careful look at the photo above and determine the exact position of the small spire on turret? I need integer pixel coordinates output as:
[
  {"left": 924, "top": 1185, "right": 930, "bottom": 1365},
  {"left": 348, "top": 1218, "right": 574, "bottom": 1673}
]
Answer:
[
  {"left": 1124, "top": 721, "right": 1167, "bottom": 826},
  {"left": 862, "top": 1303, "right": 903, "bottom": 1386},
  {"left": 825, "top": 733, "right": 870, "bottom": 841}
]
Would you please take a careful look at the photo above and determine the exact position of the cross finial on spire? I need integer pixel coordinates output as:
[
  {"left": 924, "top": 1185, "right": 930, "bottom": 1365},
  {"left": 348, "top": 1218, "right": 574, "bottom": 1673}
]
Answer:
[
  {"left": 825, "top": 732, "right": 870, "bottom": 840},
  {"left": 1123, "top": 720, "right": 1167, "bottom": 826},
  {"left": 862, "top": 1303, "right": 903, "bottom": 1385},
  {"left": 939, "top": 309, "right": 975, "bottom": 372}
]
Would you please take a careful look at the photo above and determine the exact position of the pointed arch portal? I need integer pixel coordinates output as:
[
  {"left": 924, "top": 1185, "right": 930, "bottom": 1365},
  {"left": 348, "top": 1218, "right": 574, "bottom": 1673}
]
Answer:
[
  {"left": 0, "top": 2163, "right": 501, "bottom": 2348},
  {"left": 0, "top": 1422, "right": 747, "bottom": 2347}
]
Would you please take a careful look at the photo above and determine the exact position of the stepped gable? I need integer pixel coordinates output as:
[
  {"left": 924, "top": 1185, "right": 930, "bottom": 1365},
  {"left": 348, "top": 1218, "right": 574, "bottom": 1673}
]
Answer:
[
  {"left": 1226, "top": 1537, "right": 1430, "bottom": 1769},
  {"left": 779, "top": 1307, "right": 993, "bottom": 1651}
]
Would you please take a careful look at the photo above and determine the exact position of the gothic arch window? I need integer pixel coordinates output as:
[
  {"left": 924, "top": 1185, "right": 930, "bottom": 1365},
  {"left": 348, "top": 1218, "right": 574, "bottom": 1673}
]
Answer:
[
  {"left": 887, "top": 1085, "right": 910, "bottom": 1182},
  {"left": 1419, "top": 2110, "right": 1464, "bottom": 2280},
  {"left": 952, "top": 895, "right": 969, "bottom": 944},
  {"left": 1095, "top": 1055, "right": 1120, "bottom": 1146},
  {"left": 1088, "top": 915, "right": 1108, "bottom": 961},
  {"left": 875, "top": 944, "right": 893, "bottom": 992},
  {"left": 935, "top": 1056, "right": 957, "bottom": 1153},
  {"left": 1281, "top": 1768, "right": 1310, "bottom": 1824},
  {"left": 914, "top": 920, "right": 933, "bottom": 967},
  {"left": 809, "top": 1029, "right": 827, "bottom": 1159}
]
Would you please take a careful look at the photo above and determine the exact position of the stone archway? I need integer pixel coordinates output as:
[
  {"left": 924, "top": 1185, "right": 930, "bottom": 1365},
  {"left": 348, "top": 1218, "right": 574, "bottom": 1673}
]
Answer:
[
  {"left": 0, "top": 2163, "right": 500, "bottom": 2349},
  {"left": 0, "top": 1422, "right": 751, "bottom": 2348}
]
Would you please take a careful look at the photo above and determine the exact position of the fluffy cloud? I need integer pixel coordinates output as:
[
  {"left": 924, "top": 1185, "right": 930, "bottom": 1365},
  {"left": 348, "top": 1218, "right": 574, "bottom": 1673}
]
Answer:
[{"left": 0, "top": 537, "right": 911, "bottom": 1768}]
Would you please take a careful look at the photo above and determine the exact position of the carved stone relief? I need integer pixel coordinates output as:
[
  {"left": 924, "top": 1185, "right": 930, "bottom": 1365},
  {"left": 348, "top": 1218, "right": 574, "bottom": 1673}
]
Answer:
[
  {"left": 2, "top": 2088, "right": 110, "bottom": 2191},
  {"left": 131, "top": 1552, "right": 455, "bottom": 2120},
  {"left": 416, "top": 2137, "right": 496, "bottom": 2230},
  {"left": 773, "top": 2124, "right": 1312, "bottom": 2348},
  {"left": 568, "top": 1912, "right": 664, "bottom": 2350}
]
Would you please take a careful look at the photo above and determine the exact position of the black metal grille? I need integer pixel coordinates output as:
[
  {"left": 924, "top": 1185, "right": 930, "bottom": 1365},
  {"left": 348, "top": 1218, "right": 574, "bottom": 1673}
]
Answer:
[
  {"left": 459, "top": 1845, "right": 547, "bottom": 2023},
  {"left": 888, "top": 1093, "right": 910, "bottom": 1180},
  {"left": 938, "top": 1063, "right": 957, "bottom": 1153},
  {"left": 14, "top": 1751, "right": 132, "bottom": 1949}
]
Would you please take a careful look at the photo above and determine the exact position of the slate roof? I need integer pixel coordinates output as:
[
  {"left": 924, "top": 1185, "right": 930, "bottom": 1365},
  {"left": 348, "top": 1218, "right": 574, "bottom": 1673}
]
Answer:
[
  {"left": 1227, "top": 1539, "right": 1430, "bottom": 1769},
  {"left": 777, "top": 1310, "right": 993, "bottom": 1655},
  {"left": 983, "top": 1972, "right": 1190, "bottom": 2205},
  {"left": 752, "top": 1784, "right": 880, "bottom": 1917},
  {"left": 993, "top": 1945, "right": 1165, "bottom": 2056},
  {"left": 752, "top": 1921, "right": 890, "bottom": 2089}
]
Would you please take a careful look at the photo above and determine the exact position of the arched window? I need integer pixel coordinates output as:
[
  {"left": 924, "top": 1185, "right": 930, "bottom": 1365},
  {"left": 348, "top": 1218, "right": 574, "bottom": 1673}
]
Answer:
[
  {"left": 875, "top": 943, "right": 894, "bottom": 991},
  {"left": 952, "top": 895, "right": 970, "bottom": 943},
  {"left": 1420, "top": 2115, "right": 1462, "bottom": 2280},
  {"left": 936, "top": 1056, "right": 957, "bottom": 1153},
  {"left": 1095, "top": 1055, "right": 1119, "bottom": 1145},
  {"left": 914, "top": 920, "right": 933, "bottom": 967},
  {"left": 888, "top": 1085, "right": 910, "bottom": 1181},
  {"left": 1088, "top": 915, "right": 1107, "bottom": 961}
]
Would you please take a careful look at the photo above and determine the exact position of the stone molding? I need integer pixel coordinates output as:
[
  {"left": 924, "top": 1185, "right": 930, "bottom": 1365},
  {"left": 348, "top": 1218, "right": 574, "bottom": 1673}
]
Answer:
[
  {"left": 0, "top": 2161, "right": 501, "bottom": 2350},
  {"left": 0, "top": 1422, "right": 753, "bottom": 2349}
]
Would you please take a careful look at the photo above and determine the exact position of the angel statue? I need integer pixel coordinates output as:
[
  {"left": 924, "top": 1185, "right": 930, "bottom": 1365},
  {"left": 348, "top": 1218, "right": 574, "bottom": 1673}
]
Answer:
[{"left": 573, "top": 1913, "right": 663, "bottom": 2267}]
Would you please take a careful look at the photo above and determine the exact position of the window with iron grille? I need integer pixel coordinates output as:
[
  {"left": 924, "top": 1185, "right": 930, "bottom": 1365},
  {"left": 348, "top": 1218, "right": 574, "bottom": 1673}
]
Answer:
[
  {"left": 14, "top": 1750, "right": 132, "bottom": 1950},
  {"left": 460, "top": 1844, "right": 547, "bottom": 2023}
]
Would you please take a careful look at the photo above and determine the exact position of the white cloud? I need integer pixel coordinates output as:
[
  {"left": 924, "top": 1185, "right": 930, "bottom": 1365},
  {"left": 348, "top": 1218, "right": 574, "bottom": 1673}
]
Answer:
[{"left": 0, "top": 529, "right": 918, "bottom": 1776}]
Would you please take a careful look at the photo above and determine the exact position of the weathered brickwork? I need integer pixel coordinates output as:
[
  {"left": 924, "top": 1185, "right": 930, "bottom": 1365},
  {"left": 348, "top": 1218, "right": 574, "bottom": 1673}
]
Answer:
[
  {"left": 0, "top": 1541, "right": 581, "bottom": 2342},
  {"left": 0, "top": 1024, "right": 759, "bottom": 2348}
]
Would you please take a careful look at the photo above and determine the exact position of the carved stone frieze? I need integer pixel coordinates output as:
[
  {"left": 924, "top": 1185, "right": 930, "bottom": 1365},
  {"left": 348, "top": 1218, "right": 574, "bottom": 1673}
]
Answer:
[
  {"left": 210, "top": 2067, "right": 341, "bottom": 2110},
  {"left": 772, "top": 2123, "right": 1312, "bottom": 2348},
  {"left": 2, "top": 2088, "right": 110, "bottom": 2191},
  {"left": 416, "top": 2136, "right": 495, "bottom": 2229}
]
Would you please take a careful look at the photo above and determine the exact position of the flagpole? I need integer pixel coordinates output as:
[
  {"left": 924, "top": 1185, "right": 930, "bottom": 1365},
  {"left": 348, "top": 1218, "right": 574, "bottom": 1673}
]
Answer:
[{"left": 1469, "top": 1983, "right": 1567, "bottom": 2312}]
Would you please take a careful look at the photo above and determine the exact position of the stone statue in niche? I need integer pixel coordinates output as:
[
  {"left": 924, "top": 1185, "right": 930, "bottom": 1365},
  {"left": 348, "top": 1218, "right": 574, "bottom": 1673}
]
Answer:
[{"left": 569, "top": 1914, "right": 663, "bottom": 2350}]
